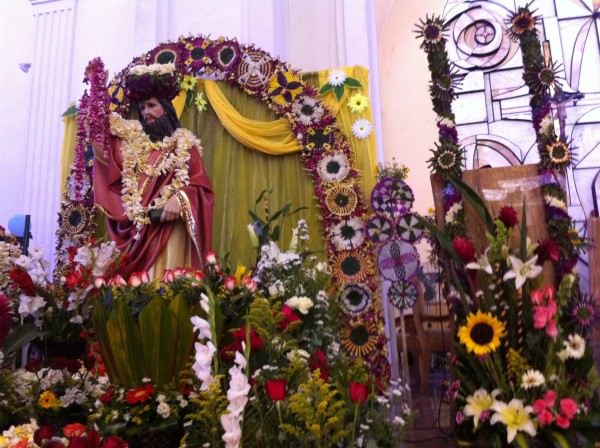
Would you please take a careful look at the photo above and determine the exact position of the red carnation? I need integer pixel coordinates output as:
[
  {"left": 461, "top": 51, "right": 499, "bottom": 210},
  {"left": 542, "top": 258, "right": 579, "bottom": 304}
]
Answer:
[
  {"left": 535, "top": 239, "right": 560, "bottom": 265},
  {"left": 99, "top": 387, "right": 116, "bottom": 404},
  {"left": 34, "top": 425, "right": 55, "bottom": 445},
  {"left": 309, "top": 350, "right": 329, "bottom": 382},
  {"left": 265, "top": 378, "right": 287, "bottom": 401},
  {"left": 498, "top": 205, "right": 518, "bottom": 228},
  {"left": 101, "top": 436, "right": 128, "bottom": 448},
  {"left": 125, "top": 384, "right": 155, "bottom": 404},
  {"left": 453, "top": 237, "right": 476, "bottom": 263},
  {"left": 9, "top": 268, "right": 36, "bottom": 296},
  {"left": 63, "top": 423, "right": 87, "bottom": 438},
  {"left": 0, "top": 294, "right": 13, "bottom": 347},
  {"left": 280, "top": 304, "right": 301, "bottom": 330},
  {"left": 349, "top": 381, "right": 368, "bottom": 403}
]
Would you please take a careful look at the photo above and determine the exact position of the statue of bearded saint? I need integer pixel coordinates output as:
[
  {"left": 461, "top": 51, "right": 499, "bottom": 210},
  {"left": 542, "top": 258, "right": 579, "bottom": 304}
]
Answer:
[{"left": 92, "top": 80, "right": 214, "bottom": 279}]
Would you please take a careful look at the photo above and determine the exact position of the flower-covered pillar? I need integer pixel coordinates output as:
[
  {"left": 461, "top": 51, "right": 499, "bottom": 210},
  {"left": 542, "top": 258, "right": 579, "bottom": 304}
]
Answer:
[{"left": 22, "top": 0, "right": 77, "bottom": 261}]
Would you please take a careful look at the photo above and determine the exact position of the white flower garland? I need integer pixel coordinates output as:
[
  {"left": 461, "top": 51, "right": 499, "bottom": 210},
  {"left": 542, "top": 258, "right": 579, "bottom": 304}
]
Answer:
[{"left": 109, "top": 112, "right": 202, "bottom": 239}]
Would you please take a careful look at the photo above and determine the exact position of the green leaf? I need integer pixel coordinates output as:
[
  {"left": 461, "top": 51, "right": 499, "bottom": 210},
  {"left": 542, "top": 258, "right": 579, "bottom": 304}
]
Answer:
[
  {"left": 269, "top": 201, "right": 292, "bottom": 223},
  {"left": 106, "top": 298, "right": 147, "bottom": 387},
  {"left": 333, "top": 85, "right": 345, "bottom": 101},
  {"left": 139, "top": 296, "right": 176, "bottom": 387},
  {"left": 448, "top": 175, "right": 496, "bottom": 234},
  {"left": 520, "top": 197, "right": 528, "bottom": 260},
  {"left": 169, "top": 293, "right": 194, "bottom": 386},
  {"left": 3, "top": 324, "right": 46, "bottom": 355},
  {"left": 271, "top": 224, "right": 280, "bottom": 242},
  {"left": 513, "top": 433, "right": 530, "bottom": 448},
  {"left": 92, "top": 298, "right": 124, "bottom": 386},
  {"left": 344, "top": 77, "right": 362, "bottom": 88},
  {"left": 185, "top": 90, "right": 194, "bottom": 110},
  {"left": 61, "top": 103, "right": 77, "bottom": 117},
  {"left": 318, "top": 83, "right": 333, "bottom": 95},
  {"left": 545, "top": 429, "right": 571, "bottom": 448},
  {"left": 416, "top": 215, "right": 463, "bottom": 268}
]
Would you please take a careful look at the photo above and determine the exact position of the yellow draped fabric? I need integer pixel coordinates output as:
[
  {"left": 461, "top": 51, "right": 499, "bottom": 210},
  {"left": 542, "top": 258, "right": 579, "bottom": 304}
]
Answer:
[{"left": 59, "top": 66, "right": 378, "bottom": 267}]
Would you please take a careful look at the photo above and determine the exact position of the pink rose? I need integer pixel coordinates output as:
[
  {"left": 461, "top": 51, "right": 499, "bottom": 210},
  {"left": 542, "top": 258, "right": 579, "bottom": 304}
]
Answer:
[
  {"left": 108, "top": 274, "right": 126, "bottom": 286},
  {"left": 242, "top": 276, "right": 257, "bottom": 292},
  {"left": 556, "top": 414, "right": 570, "bottom": 429},
  {"left": 224, "top": 276, "right": 236, "bottom": 291},
  {"left": 530, "top": 289, "right": 543, "bottom": 305},
  {"left": 206, "top": 252, "right": 218, "bottom": 265},
  {"left": 547, "top": 299, "right": 558, "bottom": 317},
  {"left": 542, "top": 285, "right": 555, "bottom": 301},
  {"left": 128, "top": 271, "right": 150, "bottom": 287},
  {"left": 544, "top": 390, "right": 557, "bottom": 407},
  {"left": 560, "top": 398, "right": 578, "bottom": 420},
  {"left": 93, "top": 276, "right": 107, "bottom": 288},
  {"left": 537, "top": 409, "right": 554, "bottom": 426},
  {"left": 173, "top": 267, "right": 187, "bottom": 278},
  {"left": 162, "top": 269, "right": 175, "bottom": 283},
  {"left": 533, "top": 306, "right": 550, "bottom": 329},
  {"left": 533, "top": 399, "right": 547, "bottom": 414},
  {"left": 545, "top": 319, "right": 558, "bottom": 338}
]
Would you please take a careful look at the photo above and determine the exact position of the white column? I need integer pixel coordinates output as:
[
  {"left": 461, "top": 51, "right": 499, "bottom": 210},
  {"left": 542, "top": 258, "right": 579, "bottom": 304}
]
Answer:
[{"left": 23, "top": 0, "right": 76, "bottom": 260}]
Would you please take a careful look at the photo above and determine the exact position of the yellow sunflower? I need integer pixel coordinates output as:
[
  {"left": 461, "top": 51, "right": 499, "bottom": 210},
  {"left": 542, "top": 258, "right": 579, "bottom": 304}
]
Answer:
[
  {"left": 458, "top": 310, "right": 506, "bottom": 356},
  {"left": 39, "top": 390, "right": 60, "bottom": 410}
]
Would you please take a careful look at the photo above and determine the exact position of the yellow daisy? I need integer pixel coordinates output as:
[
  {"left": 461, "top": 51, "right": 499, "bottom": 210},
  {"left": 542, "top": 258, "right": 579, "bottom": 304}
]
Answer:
[
  {"left": 39, "top": 390, "right": 60, "bottom": 410},
  {"left": 458, "top": 310, "right": 506, "bottom": 356},
  {"left": 347, "top": 93, "right": 369, "bottom": 113}
]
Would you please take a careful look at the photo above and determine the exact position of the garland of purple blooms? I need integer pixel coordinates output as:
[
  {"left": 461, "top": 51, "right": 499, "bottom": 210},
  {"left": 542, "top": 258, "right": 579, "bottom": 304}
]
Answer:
[
  {"left": 507, "top": 5, "right": 581, "bottom": 281},
  {"left": 85, "top": 58, "right": 112, "bottom": 158}
]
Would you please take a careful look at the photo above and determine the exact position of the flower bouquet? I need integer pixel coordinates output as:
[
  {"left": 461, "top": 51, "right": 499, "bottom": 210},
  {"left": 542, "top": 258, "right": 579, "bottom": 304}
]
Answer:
[{"left": 423, "top": 177, "right": 600, "bottom": 447}]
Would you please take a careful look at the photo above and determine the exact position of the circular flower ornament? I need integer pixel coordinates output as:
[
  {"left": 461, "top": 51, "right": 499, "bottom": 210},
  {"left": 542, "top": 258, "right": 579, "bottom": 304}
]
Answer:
[
  {"left": 212, "top": 39, "right": 241, "bottom": 72},
  {"left": 60, "top": 202, "right": 89, "bottom": 234},
  {"left": 377, "top": 237, "right": 419, "bottom": 282},
  {"left": 396, "top": 213, "right": 425, "bottom": 243},
  {"left": 291, "top": 95, "right": 325, "bottom": 127},
  {"left": 330, "top": 216, "right": 365, "bottom": 251},
  {"left": 181, "top": 36, "right": 213, "bottom": 74},
  {"left": 415, "top": 15, "right": 445, "bottom": 52},
  {"left": 370, "top": 177, "right": 414, "bottom": 218},
  {"left": 365, "top": 215, "right": 395, "bottom": 244},
  {"left": 236, "top": 50, "right": 274, "bottom": 94},
  {"left": 332, "top": 249, "right": 372, "bottom": 284},
  {"left": 268, "top": 70, "right": 303, "bottom": 109},
  {"left": 325, "top": 184, "right": 358, "bottom": 216},
  {"left": 388, "top": 279, "right": 418, "bottom": 310},
  {"left": 302, "top": 125, "right": 336, "bottom": 156},
  {"left": 341, "top": 319, "right": 378, "bottom": 357},
  {"left": 66, "top": 172, "right": 91, "bottom": 202},
  {"left": 148, "top": 43, "right": 183, "bottom": 69},
  {"left": 340, "top": 283, "right": 372, "bottom": 317},
  {"left": 317, "top": 152, "right": 350, "bottom": 183},
  {"left": 544, "top": 140, "right": 571, "bottom": 169},
  {"left": 507, "top": 8, "right": 536, "bottom": 41}
]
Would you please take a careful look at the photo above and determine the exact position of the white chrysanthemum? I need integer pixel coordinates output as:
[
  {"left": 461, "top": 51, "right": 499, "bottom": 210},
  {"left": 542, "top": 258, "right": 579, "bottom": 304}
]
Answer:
[
  {"left": 351, "top": 118, "right": 372, "bottom": 139},
  {"left": 565, "top": 333, "right": 586, "bottom": 359},
  {"left": 328, "top": 69, "right": 347, "bottom": 86},
  {"left": 544, "top": 194, "right": 567, "bottom": 211},
  {"left": 445, "top": 202, "right": 462, "bottom": 223},
  {"left": 285, "top": 296, "right": 314, "bottom": 314},
  {"left": 521, "top": 369, "right": 545, "bottom": 389},
  {"left": 437, "top": 116, "right": 454, "bottom": 127},
  {"left": 157, "top": 401, "right": 171, "bottom": 419},
  {"left": 539, "top": 114, "right": 554, "bottom": 134}
]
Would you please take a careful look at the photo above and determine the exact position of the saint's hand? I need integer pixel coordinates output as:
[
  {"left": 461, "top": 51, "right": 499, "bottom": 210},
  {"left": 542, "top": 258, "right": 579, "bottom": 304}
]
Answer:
[{"left": 160, "top": 195, "right": 182, "bottom": 222}]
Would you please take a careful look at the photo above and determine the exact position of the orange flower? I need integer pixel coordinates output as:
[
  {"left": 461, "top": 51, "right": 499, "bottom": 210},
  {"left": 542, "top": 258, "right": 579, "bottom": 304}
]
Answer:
[
  {"left": 63, "top": 423, "right": 87, "bottom": 438},
  {"left": 125, "top": 384, "right": 155, "bottom": 404}
]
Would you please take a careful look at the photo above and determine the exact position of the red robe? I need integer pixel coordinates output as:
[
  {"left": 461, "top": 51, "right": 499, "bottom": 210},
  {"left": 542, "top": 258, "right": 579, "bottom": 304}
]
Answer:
[{"left": 93, "top": 134, "right": 213, "bottom": 277}]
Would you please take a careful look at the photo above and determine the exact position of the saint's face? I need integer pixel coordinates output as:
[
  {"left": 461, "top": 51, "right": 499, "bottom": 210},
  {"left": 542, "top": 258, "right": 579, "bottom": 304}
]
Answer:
[{"left": 141, "top": 97, "right": 165, "bottom": 123}]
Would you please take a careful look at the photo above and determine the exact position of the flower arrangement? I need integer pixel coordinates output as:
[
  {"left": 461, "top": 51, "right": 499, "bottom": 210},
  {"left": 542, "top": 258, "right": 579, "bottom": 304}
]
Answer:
[
  {"left": 423, "top": 177, "right": 600, "bottom": 447},
  {"left": 56, "top": 36, "right": 389, "bottom": 380}
]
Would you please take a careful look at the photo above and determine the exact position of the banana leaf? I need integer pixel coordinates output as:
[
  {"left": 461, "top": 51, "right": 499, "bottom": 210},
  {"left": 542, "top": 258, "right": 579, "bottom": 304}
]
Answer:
[
  {"left": 92, "top": 298, "right": 124, "bottom": 385},
  {"left": 138, "top": 296, "right": 176, "bottom": 387},
  {"left": 106, "top": 297, "right": 147, "bottom": 387},
  {"left": 169, "top": 293, "right": 194, "bottom": 386},
  {"left": 448, "top": 175, "right": 496, "bottom": 235}
]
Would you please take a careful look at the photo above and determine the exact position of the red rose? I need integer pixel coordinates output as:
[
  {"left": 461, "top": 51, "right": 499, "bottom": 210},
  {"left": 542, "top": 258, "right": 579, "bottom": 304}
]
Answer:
[
  {"left": 86, "top": 429, "right": 100, "bottom": 448},
  {"left": 535, "top": 239, "right": 560, "bottom": 265},
  {"left": 280, "top": 305, "right": 300, "bottom": 330},
  {"left": 452, "top": 237, "right": 476, "bottom": 263},
  {"left": 349, "top": 381, "right": 368, "bottom": 404},
  {"left": 99, "top": 387, "right": 116, "bottom": 404},
  {"left": 232, "top": 324, "right": 263, "bottom": 352},
  {"left": 162, "top": 269, "right": 175, "bottom": 283},
  {"left": 101, "top": 436, "right": 128, "bottom": 448},
  {"left": 47, "top": 441, "right": 67, "bottom": 448},
  {"left": 498, "top": 205, "right": 518, "bottom": 228},
  {"left": 224, "top": 276, "right": 236, "bottom": 291},
  {"left": 265, "top": 379, "right": 286, "bottom": 401},
  {"left": 34, "top": 425, "right": 55, "bottom": 445}
]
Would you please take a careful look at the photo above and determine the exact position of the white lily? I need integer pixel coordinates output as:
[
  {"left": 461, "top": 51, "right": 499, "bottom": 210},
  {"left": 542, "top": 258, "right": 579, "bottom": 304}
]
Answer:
[{"left": 503, "top": 255, "right": 543, "bottom": 289}]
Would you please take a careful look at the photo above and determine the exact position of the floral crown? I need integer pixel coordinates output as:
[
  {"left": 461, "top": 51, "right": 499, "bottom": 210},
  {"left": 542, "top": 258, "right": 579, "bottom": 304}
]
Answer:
[{"left": 125, "top": 63, "right": 181, "bottom": 103}]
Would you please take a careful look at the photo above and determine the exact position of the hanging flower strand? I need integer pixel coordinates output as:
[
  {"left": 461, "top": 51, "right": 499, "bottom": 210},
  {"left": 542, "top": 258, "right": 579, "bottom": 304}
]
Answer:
[{"left": 84, "top": 57, "right": 112, "bottom": 159}]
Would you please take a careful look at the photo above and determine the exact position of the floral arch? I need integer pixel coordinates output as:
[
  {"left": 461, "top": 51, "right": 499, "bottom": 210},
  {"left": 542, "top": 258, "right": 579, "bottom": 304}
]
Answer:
[{"left": 55, "top": 35, "right": 390, "bottom": 378}]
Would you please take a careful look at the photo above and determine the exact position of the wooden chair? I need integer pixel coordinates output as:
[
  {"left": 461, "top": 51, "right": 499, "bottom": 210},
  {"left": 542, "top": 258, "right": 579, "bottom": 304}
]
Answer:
[{"left": 398, "top": 281, "right": 453, "bottom": 392}]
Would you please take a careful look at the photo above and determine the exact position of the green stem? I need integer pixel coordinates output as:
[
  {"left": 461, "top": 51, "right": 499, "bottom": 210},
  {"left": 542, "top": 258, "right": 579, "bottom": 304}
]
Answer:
[{"left": 350, "top": 401, "right": 360, "bottom": 447}]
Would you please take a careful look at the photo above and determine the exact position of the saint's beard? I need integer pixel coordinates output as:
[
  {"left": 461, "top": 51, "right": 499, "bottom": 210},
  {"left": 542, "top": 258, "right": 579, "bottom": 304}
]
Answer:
[{"left": 142, "top": 114, "right": 176, "bottom": 142}]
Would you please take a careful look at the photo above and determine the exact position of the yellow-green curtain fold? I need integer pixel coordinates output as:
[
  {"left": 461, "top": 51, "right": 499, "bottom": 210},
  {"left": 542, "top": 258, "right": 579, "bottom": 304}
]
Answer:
[{"left": 58, "top": 66, "right": 378, "bottom": 268}]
